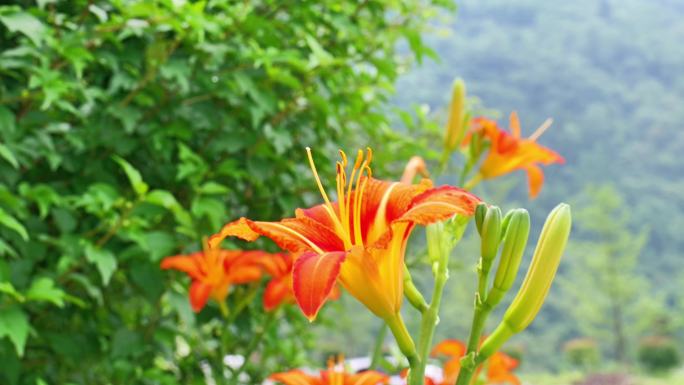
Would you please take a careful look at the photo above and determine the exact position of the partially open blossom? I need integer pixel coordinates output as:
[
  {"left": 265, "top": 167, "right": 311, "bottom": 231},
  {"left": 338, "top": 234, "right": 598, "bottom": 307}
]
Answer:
[
  {"left": 400, "top": 156, "right": 429, "bottom": 184},
  {"left": 160, "top": 245, "right": 266, "bottom": 312},
  {"left": 466, "top": 112, "right": 564, "bottom": 198},
  {"left": 270, "top": 356, "right": 389, "bottom": 385},
  {"left": 209, "top": 148, "right": 480, "bottom": 321},
  {"left": 256, "top": 252, "right": 341, "bottom": 311},
  {"left": 431, "top": 339, "right": 520, "bottom": 385}
]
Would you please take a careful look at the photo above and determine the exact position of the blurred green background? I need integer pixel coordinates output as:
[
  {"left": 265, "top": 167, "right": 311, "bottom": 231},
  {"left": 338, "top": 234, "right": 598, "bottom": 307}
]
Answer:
[{"left": 1, "top": 0, "right": 683, "bottom": 384}]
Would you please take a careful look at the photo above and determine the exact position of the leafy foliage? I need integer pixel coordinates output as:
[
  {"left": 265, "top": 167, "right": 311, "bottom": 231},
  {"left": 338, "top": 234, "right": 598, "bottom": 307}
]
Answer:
[{"left": 0, "top": 0, "right": 451, "bottom": 383}]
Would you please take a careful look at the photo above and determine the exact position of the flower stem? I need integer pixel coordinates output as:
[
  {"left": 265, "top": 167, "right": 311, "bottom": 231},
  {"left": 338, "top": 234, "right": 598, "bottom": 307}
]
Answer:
[
  {"left": 455, "top": 261, "right": 493, "bottom": 385},
  {"left": 369, "top": 323, "right": 388, "bottom": 370},
  {"left": 386, "top": 313, "right": 420, "bottom": 373},
  {"left": 232, "top": 309, "right": 279, "bottom": 380},
  {"left": 413, "top": 259, "right": 450, "bottom": 385},
  {"left": 404, "top": 264, "right": 429, "bottom": 313}
]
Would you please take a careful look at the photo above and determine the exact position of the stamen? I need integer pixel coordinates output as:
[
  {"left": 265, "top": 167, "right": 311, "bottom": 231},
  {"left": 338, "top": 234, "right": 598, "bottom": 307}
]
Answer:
[
  {"left": 305, "top": 147, "right": 349, "bottom": 246},
  {"left": 529, "top": 118, "right": 553, "bottom": 141}
]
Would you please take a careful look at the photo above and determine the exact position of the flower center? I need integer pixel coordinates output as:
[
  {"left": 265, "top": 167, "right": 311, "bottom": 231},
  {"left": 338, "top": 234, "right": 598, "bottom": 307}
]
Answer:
[{"left": 306, "top": 147, "right": 373, "bottom": 250}]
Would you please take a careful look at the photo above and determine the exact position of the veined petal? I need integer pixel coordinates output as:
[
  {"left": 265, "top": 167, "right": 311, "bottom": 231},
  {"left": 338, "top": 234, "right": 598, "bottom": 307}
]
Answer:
[
  {"left": 348, "top": 370, "right": 390, "bottom": 385},
  {"left": 160, "top": 253, "right": 203, "bottom": 280},
  {"left": 293, "top": 251, "right": 346, "bottom": 321},
  {"left": 395, "top": 186, "right": 480, "bottom": 226},
  {"left": 189, "top": 281, "right": 213, "bottom": 312},
  {"left": 269, "top": 370, "right": 320, "bottom": 385},
  {"left": 208, "top": 217, "right": 344, "bottom": 253}
]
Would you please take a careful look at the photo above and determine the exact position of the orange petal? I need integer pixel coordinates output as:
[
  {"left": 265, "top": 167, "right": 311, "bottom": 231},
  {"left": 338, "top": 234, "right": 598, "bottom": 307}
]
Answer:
[
  {"left": 524, "top": 165, "right": 544, "bottom": 198},
  {"left": 431, "top": 339, "right": 467, "bottom": 358},
  {"left": 160, "top": 253, "right": 203, "bottom": 280},
  {"left": 257, "top": 253, "right": 292, "bottom": 277},
  {"left": 292, "top": 251, "right": 346, "bottom": 321},
  {"left": 348, "top": 370, "right": 390, "bottom": 385},
  {"left": 269, "top": 370, "right": 319, "bottom": 385},
  {"left": 188, "top": 281, "right": 213, "bottom": 312},
  {"left": 263, "top": 277, "right": 293, "bottom": 311},
  {"left": 208, "top": 217, "right": 344, "bottom": 253},
  {"left": 509, "top": 111, "right": 521, "bottom": 138},
  {"left": 396, "top": 186, "right": 481, "bottom": 226}
]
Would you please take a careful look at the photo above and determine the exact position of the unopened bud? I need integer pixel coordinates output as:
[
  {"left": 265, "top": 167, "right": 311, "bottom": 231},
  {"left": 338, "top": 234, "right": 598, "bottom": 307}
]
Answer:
[
  {"left": 480, "top": 206, "right": 502, "bottom": 270},
  {"left": 474, "top": 203, "right": 487, "bottom": 235},
  {"left": 480, "top": 203, "right": 571, "bottom": 358},
  {"left": 444, "top": 78, "right": 467, "bottom": 151},
  {"left": 486, "top": 209, "right": 530, "bottom": 307}
]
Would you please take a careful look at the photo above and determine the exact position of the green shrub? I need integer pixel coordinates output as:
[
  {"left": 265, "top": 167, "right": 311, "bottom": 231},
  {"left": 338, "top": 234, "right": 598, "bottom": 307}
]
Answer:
[
  {"left": 564, "top": 338, "right": 600, "bottom": 370},
  {"left": 638, "top": 336, "right": 680, "bottom": 373},
  {"left": 0, "top": 1, "right": 450, "bottom": 383}
]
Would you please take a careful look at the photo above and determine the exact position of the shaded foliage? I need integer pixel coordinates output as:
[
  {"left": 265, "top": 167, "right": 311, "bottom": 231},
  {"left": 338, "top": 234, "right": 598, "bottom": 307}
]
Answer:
[{"left": 0, "top": 0, "right": 452, "bottom": 383}]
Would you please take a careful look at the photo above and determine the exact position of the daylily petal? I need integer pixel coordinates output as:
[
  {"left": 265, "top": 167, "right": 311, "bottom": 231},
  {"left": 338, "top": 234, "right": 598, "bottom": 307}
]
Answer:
[
  {"left": 160, "top": 253, "right": 203, "bottom": 280},
  {"left": 270, "top": 370, "right": 321, "bottom": 385},
  {"left": 395, "top": 186, "right": 480, "bottom": 226},
  {"left": 347, "top": 370, "right": 390, "bottom": 385},
  {"left": 487, "top": 352, "right": 521, "bottom": 385},
  {"left": 524, "top": 165, "right": 544, "bottom": 199},
  {"left": 263, "top": 277, "right": 292, "bottom": 311},
  {"left": 293, "top": 251, "right": 346, "bottom": 321},
  {"left": 208, "top": 217, "right": 344, "bottom": 253},
  {"left": 188, "top": 281, "right": 212, "bottom": 312},
  {"left": 431, "top": 339, "right": 467, "bottom": 358}
]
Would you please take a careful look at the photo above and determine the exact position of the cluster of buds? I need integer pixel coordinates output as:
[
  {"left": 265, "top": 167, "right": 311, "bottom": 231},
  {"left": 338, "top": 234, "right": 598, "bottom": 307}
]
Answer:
[{"left": 475, "top": 203, "right": 572, "bottom": 359}]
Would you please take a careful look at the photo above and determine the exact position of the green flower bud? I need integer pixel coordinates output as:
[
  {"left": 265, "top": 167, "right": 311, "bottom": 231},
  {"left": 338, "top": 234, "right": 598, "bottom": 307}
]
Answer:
[
  {"left": 474, "top": 203, "right": 487, "bottom": 235},
  {"left": 480, "top": 203, "right": 571, "bottom": 358},
  {"left": 480, "top": 205, "right": 502, "bottom": 269},
  {"left": 426, "top": 220, "right": 446, "bottom": 266},
  {"left": 486, "top": 209, "right": 530, "bottom": 307},
  {"left": 444, "top": 78, "right": 467, "bottom": 151}
]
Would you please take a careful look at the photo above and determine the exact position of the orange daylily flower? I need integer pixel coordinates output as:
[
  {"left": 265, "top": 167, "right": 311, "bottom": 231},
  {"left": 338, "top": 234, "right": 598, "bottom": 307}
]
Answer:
[
  {"left": 256, "top": 252, "right": 341, "bottom": 311},
  {"left": 431, "top": 339, "right": 520, "bottom": 385},
  {"left": 270, "top": 356, "right": 389, "bottom": 385},
  {"left": 208, "top": 148, "right": 481, "bottom": 321},
  {"left": 467, "top": 112, "right": 564, "bottom": 198},
  {"left": 160, "top": 245, "right": 266, "bottom": 312}
]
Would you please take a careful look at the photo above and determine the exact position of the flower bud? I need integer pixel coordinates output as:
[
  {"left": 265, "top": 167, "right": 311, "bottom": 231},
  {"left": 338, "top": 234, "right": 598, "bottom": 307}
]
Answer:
[
  {"left": 486, "top": 209, "right": 530, "bottom": 307},
  {"left": 426, "top": 220, "right": 446, "bottom": 266},
  {"left": 480, "top": 203, "right": 571, "bottom": 358},
  {"left": 444, "top": 78, "right": 467, "bottom": 151},
  {"left": 474, "top": 203, "right": 487, "bottom": 235},
  {"left": 480, "top": 205, "right": 502, "bottom": 270}
]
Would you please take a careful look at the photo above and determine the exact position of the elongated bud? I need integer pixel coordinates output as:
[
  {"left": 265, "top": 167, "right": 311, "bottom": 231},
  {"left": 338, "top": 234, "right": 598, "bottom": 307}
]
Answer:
[
  {"left": 474, "top": 203, "right": 487, "bottom": 235},
  {"left": 480, "top": 203, "right": 571, "bottom": 358},
  {"left": 444, "top": 78, "right": 467, "bottom": 151},
  {"left": 486, "top": 209, "right": 530, "bottom": 307},
  {"left": 480, "top": 205, "right": 502, "bottom": 270}
]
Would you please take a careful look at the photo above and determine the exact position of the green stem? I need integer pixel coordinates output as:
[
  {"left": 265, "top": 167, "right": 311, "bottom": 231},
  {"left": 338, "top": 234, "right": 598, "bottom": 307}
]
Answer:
[
  {"left": 369, "top": 323, "right": 388, "bottom": 370},
  {"left": 413, "top": 258, "right": 449, "bottom": 385},
  {"left": 455, "top": 261, "right": 493, "bottom": 385},
  {"left": 385, "top": 313, "right": 420, "bottom": 372},
  {"left": 231, "top": 310, "right": 279, "bottom": 381}
]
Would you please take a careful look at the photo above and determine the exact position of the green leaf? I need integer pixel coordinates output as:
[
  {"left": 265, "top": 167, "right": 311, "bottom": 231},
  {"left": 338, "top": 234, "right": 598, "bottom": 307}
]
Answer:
[
  {"left": 0, "top": 143, "right": 19, "bottom": 169},
  {"left": 0, "top": 106, "right": 15, "bottom": 135},
  {"left": 0, "top": 306, "right": 30, "bottom": 356},
  {"left": 112, "top": 156, "right": 148, "bottom": 196},
  {"left": 85, "top": 245, "right": 117, "bottom": 286},
  {"left": 144, "top": 190, "right": 179, "bottom": 209},
  {"left": 0, "top": 11, "right": 47, "bottom": 46},
  {"left": 0, "top": 208, "right": 28, "bottom": 241},
  {"left": 197, "top": 181, "right": 230, "bottom": 195},
  {"left": 26, "top": 277, "right": 65, "bottom": 307},
  {"left": 0, "top": 282, "right": 24, "bottom": 302}
]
